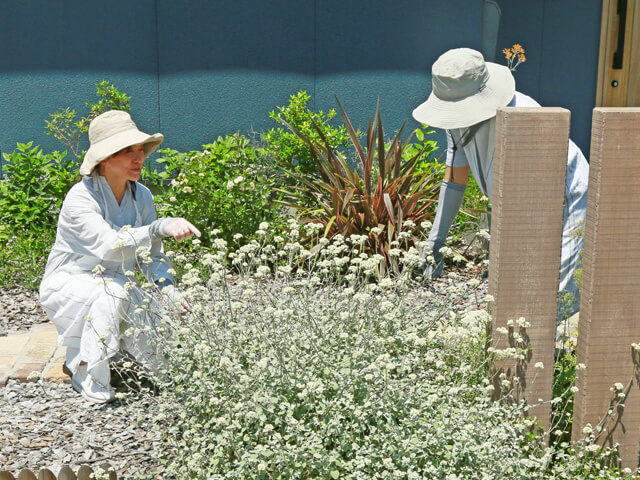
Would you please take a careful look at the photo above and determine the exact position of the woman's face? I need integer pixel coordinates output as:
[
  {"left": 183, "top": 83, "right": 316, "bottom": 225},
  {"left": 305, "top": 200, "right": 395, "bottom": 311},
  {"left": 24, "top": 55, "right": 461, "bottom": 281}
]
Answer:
[{"left": 100, "top": 144, "right": 146, "bottom": 183}]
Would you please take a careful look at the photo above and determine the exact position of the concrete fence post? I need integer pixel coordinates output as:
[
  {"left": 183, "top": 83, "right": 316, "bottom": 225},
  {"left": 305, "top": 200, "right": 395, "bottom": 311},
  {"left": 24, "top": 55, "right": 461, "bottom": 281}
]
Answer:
[
  {"left": 489, "top": 107, "right": 570, "bottom": 433},
  {"left": 573, "top": 108, "right": 640, "bottom": 468}
]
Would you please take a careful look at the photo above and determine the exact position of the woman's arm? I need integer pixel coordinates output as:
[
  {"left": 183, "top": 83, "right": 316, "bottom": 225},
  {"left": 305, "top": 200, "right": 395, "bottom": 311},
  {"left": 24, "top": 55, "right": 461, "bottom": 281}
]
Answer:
[{"left": 57, "top": 187, "right": 170, "bottom": 263}]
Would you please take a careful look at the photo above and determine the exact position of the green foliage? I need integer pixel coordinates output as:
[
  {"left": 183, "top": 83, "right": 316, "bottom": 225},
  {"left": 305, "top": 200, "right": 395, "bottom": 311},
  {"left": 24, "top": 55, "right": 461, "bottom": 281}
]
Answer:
[
  {"left": 551, "top": 347, "right": 577, "bottom": 447},
  {"left": 45, "top": 80, "right": 131, "bottom": 161},
  {"left": 404, "top": 124, "right": 439, "bottom": 172},
  {"left": 264, "top": 91, "right": 351, "bottom": 176},
  {"left": 145, "top": 134, "right": 280, "bottom": 248},
  {"left": 0, "top": 228, "right": 56, "bottom": 289},
  {"left": 277, "top": 98, "right": 440, "bottom": 274},
  {"left": 0, "top": 142, "right": 76, "bottom": 232}
]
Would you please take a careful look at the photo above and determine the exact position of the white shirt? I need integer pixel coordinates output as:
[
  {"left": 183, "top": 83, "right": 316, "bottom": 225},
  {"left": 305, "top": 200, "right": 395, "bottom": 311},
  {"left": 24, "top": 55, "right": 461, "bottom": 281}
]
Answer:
[{"left": 41, "top": 175, "right": 172, "bottom": 284}]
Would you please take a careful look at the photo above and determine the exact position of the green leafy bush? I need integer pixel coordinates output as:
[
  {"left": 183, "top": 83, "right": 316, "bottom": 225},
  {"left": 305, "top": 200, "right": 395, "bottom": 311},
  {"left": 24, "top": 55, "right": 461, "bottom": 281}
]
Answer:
[
  {"left": 0, "top": 142, "right": 76, "bottom": 232},
  {"left": 145, "top": 134, "right": 280, "bottom": 248},
  {"left": 45, "top": 80, "right": 131, "bottom": 161},
  {"left": 0, "top": 228, "right": 56, "bottom": 289},
  {"left": 264, "top": 91, "right": 351, "bottom": 177},
  {"left": 277, "top": 99, "right": 440, "bottom": 275}
]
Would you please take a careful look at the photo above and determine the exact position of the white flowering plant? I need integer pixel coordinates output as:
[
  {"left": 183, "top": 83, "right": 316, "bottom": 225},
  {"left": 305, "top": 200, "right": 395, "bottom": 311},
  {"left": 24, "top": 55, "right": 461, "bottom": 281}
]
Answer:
[
  {"left": 145, "top": 133, "right": 280, "bottom": 249},
  {"left": 114, "top": 223, "right": 630, "bottom": 480}
]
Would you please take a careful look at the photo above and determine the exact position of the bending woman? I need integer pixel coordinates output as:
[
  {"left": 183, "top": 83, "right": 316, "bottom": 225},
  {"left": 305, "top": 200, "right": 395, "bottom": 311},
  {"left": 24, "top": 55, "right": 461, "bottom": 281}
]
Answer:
[{"left": 40, "top": 110, "right": 200, "bottom": 403}]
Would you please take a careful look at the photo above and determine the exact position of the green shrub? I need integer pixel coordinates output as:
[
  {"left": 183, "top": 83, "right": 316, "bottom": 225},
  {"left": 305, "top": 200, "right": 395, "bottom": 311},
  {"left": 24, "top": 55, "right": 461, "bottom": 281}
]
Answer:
[
  {"left": 0, "top": 228, "right": 56, "bottom": 289},
  {"left": 145, "top": 134, "right": 280, "bottom": 249},
  {"left": 45, "top": 80, "right": 131, "bottom": 161},
  {"left": 0, "top": 142, "right": 76, "bottom": 233},
  {"left": 264, "top": 91, "right": 351, "bottom": 177}
]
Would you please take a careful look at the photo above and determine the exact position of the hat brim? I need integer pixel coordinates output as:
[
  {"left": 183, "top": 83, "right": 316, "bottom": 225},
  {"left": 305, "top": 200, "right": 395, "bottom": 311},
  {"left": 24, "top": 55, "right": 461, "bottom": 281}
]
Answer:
[
  {"left": 412, "top": 62, "right": 516, "bottom": 129},
  {"left": 80, "top": 129, "right": 164, "bottom": 176}
]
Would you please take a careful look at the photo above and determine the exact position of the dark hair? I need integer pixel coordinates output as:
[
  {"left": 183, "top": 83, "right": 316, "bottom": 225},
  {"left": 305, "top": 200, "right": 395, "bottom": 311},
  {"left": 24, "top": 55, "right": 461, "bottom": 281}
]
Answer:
[{"left": 128, "top": 180, "right": 137, "bottom": 200}]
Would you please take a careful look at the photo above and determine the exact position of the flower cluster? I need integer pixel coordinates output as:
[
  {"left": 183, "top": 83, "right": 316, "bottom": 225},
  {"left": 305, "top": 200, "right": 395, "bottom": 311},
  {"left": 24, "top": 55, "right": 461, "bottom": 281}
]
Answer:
[
  {"left": 503, "top": 43, "right": 527, "bottom": 71},
  {"left": 117, "top": 223, "right": 630, "bottom": 480}
]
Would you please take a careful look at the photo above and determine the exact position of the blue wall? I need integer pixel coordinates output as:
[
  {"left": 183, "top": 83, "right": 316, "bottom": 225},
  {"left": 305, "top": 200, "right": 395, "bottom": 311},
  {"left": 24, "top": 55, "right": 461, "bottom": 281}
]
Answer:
[
  {"left": 0, "top": 0, "right": 482, "bottom": 166},
  {"left": 0, "top": 0, "right": 601, "bottom": 167},
  {"left": 497, "top": 0, "right": 602, "bottom": 157}
]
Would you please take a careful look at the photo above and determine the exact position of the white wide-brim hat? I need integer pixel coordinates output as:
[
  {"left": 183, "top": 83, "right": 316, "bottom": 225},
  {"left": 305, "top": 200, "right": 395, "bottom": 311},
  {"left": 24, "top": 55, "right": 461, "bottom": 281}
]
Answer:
[
  {"left": 412, "top": 48, "right": 515, "bottom": 130},
  {"left": 79, "top": 110, "right": 164, "bottom": 176}
]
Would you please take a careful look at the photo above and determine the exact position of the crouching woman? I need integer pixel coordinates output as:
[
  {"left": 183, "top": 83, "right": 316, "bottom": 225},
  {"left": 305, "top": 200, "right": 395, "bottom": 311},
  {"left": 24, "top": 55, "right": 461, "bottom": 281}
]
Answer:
[{"left": 40, "top": 110, "right": 199, "bottom": 403}]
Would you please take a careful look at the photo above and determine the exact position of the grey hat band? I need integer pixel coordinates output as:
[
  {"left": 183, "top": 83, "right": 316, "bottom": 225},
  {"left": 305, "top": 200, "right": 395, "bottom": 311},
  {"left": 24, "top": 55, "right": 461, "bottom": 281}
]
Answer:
[{"left": 432, "top": 65, "right": 489, "bottom": 101}]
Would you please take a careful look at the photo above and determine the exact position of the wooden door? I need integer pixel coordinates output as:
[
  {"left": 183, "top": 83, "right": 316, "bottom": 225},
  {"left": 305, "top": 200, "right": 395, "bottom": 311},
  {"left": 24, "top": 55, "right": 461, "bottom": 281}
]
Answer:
[{"left": 597, "top": 0, "right": 640, "bottom": 106}]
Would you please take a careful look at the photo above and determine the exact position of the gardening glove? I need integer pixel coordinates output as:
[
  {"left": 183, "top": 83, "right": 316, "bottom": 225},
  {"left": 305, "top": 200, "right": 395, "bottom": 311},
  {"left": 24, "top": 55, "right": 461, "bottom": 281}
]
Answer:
[
  {"left": 162, "top": 284, "right": 191, "bottom": 312},
  {"left": 151, "top": 217, "right": 201, "bottom": 242},
  {"left": 422, "top": 180, "right": 467, "bottom": 279}
]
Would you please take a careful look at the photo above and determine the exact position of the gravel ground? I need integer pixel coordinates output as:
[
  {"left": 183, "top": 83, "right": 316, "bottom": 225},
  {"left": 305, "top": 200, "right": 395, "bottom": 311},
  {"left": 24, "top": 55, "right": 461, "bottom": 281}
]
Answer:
[
  {"left": 0, "top": 380, "right": 162, "bottom": 478},
  {"left": 0, "top": 286, "right": 49, "bottom": 337},
  {"left": 0, "top": 265, "right": 488, "bottom": 478}
]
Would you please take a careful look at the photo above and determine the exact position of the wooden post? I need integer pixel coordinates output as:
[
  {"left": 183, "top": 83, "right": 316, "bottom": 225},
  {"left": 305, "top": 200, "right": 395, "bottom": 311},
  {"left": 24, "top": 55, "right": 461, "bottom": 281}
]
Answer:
[
  {"left": 489, "top": 107, "right": 569, "bottom": 433},
  {"left": 573, "top": 108, "right": 640, "bottom": 468}
]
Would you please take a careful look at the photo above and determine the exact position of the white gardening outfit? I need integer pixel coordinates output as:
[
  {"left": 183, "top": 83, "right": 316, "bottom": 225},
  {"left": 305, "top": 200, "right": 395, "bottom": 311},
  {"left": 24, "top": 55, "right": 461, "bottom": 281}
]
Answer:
[
  {"left": 39, "top": 175, "right": 174, "bottom": 381},
  {"left": 446, "top": 91, "right": 589, "bottom": 298}
]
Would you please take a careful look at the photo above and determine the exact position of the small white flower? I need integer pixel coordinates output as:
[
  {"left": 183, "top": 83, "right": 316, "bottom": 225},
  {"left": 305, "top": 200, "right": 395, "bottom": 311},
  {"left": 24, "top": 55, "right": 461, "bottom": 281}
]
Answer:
[
  {"left": 534, "top": 362, "right": 544, "bottom": 369},
  {"left": 420, "top": 221, "right": 432, "bottom": 230}
]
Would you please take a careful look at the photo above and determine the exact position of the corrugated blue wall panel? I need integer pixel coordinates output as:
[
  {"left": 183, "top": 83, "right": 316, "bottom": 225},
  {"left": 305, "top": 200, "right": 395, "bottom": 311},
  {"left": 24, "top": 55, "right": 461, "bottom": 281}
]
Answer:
[
  {"left": 0, "top": 0, "right": 601, "bottom": 166},
  {"left": 156, "top": 0, "right": 315, "bottom": 151},
  {"left": 497, "top": 0, "right": 602, "bottom": 156},
  {"left": 0, "top": 0, "right": 159, "bottom": 160},
  {"left": 315, "top": 0, "right": 484, "bottom": 143}
]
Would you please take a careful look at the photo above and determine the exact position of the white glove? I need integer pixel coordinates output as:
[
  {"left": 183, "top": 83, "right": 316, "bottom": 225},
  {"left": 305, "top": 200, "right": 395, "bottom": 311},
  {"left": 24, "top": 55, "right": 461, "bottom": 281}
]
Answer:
[
  {"left": 162, "top": 284, "right": 191, "bottom": 312},
  {"left": 160, "top": 218, "right": 201, "bottom": 242}
]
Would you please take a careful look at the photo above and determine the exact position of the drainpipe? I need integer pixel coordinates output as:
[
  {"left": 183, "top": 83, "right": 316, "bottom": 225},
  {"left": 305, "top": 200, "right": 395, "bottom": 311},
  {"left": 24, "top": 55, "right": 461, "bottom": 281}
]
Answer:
[{"left": 482, "top": 0, "right": 501, "bottom": 62}]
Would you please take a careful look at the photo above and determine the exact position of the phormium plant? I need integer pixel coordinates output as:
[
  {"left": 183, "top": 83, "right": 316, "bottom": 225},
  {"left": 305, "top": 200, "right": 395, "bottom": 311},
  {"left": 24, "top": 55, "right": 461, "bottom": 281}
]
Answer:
[{"left": 277, "top": 98, "right": 441, "bottom": 274}]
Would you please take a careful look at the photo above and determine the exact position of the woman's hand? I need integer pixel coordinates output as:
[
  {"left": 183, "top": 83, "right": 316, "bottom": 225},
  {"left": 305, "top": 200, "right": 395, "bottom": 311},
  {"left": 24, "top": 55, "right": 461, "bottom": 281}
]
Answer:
[{"left": 164, "top": 218, "right": 201, "bottom": 242}]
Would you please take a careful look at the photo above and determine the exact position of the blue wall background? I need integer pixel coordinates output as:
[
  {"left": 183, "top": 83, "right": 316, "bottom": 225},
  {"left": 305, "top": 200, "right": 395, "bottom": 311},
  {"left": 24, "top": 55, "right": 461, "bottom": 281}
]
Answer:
[
  {"left": 497, "top": 0, "right": 602, "bottom": 158},
  {"left": 0, "top": 0, "right": 601, "bottom": 168}
]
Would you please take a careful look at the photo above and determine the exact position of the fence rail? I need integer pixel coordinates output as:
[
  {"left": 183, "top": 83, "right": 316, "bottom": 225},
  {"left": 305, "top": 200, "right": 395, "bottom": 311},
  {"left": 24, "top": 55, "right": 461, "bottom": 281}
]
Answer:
[
  {"left": 490, "top": 106, "right": 640, "bottom": 468},
  {"left": 0, "top": 464, "right": 116, "bottom": 480}
]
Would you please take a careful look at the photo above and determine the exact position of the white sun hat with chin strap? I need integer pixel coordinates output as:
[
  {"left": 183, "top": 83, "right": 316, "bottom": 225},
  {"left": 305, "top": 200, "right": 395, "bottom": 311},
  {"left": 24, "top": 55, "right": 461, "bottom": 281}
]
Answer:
[
  {"left": 79, "top": 110, "right": 164, "bottom": 176},
  {"left": 412, "top": 48, "right": 515, "bottom": 130}
]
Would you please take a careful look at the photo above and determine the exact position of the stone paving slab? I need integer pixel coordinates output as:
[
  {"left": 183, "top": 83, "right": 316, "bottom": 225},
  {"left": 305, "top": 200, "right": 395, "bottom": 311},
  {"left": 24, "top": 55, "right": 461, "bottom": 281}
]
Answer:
[{"left": 0, "top": 322, "right": 68, "bottom": 386}]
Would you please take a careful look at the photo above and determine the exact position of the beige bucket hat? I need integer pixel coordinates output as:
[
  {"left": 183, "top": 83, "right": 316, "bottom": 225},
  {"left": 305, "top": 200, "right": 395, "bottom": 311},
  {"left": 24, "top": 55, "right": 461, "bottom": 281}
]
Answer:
[
  {"left": 79, "top": 110, "right": 164, "bottom": 176},
  {"left": 412, "top": 48, "right": 515, "bottom": 129}
]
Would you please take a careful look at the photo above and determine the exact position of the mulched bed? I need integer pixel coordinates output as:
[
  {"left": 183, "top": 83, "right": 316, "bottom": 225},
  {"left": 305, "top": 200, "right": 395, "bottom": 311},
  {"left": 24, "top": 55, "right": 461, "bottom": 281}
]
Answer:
[{"left": 0, "top": 380, "right": 161, "bottom": 478}]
